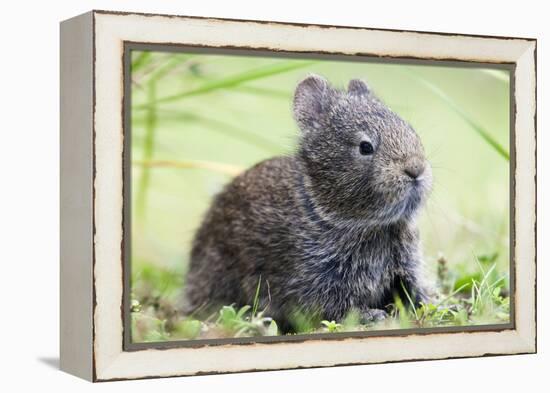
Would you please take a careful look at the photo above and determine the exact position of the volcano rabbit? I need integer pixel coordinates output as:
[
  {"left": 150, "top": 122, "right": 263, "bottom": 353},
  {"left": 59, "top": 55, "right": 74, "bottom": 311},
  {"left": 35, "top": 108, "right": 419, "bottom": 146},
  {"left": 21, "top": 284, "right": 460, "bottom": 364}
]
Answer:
[{"left": 183, "top": 75, "right": 432, "bottom": 330}]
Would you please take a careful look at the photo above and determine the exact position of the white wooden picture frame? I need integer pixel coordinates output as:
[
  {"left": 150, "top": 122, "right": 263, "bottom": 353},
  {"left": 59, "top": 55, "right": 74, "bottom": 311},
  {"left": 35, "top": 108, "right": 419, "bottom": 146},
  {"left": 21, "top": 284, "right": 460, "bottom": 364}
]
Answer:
[{"left": 60, "top": 10, "right": 536, "bottom": 381}]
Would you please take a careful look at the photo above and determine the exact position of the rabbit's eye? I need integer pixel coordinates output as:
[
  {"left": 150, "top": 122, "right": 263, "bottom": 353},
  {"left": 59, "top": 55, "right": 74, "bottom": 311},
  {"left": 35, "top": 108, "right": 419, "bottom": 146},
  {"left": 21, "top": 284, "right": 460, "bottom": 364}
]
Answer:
[{"left": 359, "top": 141, "right": 374, "bottom": 155}]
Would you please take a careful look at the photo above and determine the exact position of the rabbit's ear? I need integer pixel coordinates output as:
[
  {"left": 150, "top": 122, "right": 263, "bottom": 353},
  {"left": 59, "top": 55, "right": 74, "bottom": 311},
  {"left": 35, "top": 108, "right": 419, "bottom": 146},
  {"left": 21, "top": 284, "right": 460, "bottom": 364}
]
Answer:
[
  {"left": 293, "top": 74, "right": 331, "bottom": 133},
  {"left": 347, "top": 79, "right": 371, "bottom": 97}
]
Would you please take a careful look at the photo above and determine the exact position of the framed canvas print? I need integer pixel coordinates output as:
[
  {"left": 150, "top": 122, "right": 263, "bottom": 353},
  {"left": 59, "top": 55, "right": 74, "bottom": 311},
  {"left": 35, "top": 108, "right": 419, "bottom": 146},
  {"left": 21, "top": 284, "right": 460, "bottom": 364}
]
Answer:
[{"left": 60, "top": 10, "right": 537, "bottom": 381}]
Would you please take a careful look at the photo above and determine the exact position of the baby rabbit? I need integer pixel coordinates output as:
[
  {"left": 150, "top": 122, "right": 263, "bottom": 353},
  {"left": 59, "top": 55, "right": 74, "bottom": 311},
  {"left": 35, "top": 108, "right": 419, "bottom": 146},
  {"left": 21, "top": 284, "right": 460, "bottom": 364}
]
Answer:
[{"left": 183, "top": 75, "right": 432, "bottom": 330}]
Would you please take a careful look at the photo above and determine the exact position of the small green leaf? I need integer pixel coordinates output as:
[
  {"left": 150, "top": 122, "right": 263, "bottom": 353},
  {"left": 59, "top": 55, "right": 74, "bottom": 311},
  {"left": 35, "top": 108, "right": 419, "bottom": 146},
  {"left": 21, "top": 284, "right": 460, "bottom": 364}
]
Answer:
[
  {"left": 492, "top": 287, "right": 502, "bottom": 298},
  {"left": 237, "top": 305, "right": 251, "bottom": 319},
  {"left": 175, "top": 319, "right": 202, "bottom": 339},
  {"left": 321, "top": 320, "right": 342, "bottom": 333},
  {"left": 130, "top": 299, "right": 141, "bottom": 313},
  {"left": 218, "top": 305, "right": 238, "bottom": 328},
  {"left": 266, "top": 320, "right": 278, "bottom": 336}
]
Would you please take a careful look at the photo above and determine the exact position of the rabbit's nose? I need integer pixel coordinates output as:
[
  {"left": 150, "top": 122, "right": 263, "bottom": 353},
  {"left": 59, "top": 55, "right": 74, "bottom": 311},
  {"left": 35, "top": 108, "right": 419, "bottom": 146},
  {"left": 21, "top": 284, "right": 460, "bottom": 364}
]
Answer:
[{"left": 404, "top": 160, "right": 425, "bottom": 179}]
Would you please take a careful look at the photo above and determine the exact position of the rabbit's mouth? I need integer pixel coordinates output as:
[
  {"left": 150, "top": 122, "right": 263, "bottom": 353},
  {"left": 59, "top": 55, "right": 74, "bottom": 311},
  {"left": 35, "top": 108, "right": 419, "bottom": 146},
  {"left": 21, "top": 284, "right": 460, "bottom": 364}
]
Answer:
[
  {"left": 371, "top": 186, "right": 426, "bottom": 225},
  {"left": 401, "top": 174, "right": 431, "bottom": 214},
  {"left": 379, "top": 175, "right": 431, "bottom": 223},
  {"left": 405, "top": 160, "right": 432, "bottom": 195},
  {"left": 408, "top": 174, "right": 427, "bottom": 185},
  {"left": 403, "top": 186, "right": 425, "bottom": 213}
]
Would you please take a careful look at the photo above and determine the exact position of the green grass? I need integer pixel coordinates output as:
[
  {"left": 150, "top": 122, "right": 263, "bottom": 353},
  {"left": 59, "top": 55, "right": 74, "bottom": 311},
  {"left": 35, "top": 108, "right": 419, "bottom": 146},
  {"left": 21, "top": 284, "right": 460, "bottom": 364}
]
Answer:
[
  {"left": 129, "top": 50, "right": 511, "bottom": 343},
  {"left": 133, "top": 59, "right": 316, "bottom": 109},
  {"left": 130, "top": 251, "right": 509, "bottom": 342},
  {"left": 404, "top": 69, "right": 510, "bottom": 161}
]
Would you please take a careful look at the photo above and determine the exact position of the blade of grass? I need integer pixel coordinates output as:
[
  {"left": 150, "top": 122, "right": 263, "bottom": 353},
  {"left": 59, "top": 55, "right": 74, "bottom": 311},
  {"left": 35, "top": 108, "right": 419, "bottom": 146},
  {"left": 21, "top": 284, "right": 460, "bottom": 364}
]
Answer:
[
  {"left": 392, "top": 296, "right": 411, "bottom": 328},
  {"left": 434, "top": 282, "right": 470, "bottom": 308},
  {"left": 478, "top": 263, "right": 497, "bottom": 291},
  {"left": 480, "top": 69, "right": 510, "bottom": 84},
  {"left": 486, "top": 275, "right": 506, "bottom": 291},
  {"left": 252, "top": 276, "right": 262, "bottom": 316},
  {"left": 471, "top": 280, "right": 481, "bottom": 313},
  {"left": 131, "top": 51, "right": 152, "bottom": 73},
  {"left": 200, "top": 115, "right": 283, "bottom": 153},
  {"left": 133, "top": 53, "right": 176, "bottom": 81},
  {"left": 470, "top": 278, "right": 477, "bottom": 310},
  {"left": 473, "top": 254, "right": 487, "bottom": 276},
  {"left": 146, "top": 54, "right": 196, "bottom": 83},
  {"left": 134, "top": 60, "right": 317, "bottom": 109},
  {"left": 135, "top": 80, "right": 158, "bottom": 220},
  {"left": 233, "top": 85, "right": 291, "bottom": 99},
  {"left": 399, "top": 280, "right": 418, "bottom": 320},
  {"left": 133, "top": 159, "right": 244, "bottom": 177},
  {"left": 137, "top": 109, "right": 283, "bottom": 153},
  {"left": 404, "top": 69, "right": 509, "bottom": 161}
]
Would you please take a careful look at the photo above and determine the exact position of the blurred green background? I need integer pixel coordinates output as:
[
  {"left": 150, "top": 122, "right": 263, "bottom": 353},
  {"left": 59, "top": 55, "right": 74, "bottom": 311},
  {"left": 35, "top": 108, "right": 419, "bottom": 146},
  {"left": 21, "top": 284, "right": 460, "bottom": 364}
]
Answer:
[{"left": 129, "top": 49, "right": 510, "bottom": 342}]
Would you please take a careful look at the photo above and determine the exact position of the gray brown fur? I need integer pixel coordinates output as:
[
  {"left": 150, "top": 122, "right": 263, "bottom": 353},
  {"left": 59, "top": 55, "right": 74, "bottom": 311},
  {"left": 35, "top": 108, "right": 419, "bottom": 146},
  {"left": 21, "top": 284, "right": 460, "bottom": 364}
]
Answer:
[{"left": 183, "top": 75, "right": 432, "bottom": 330}]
